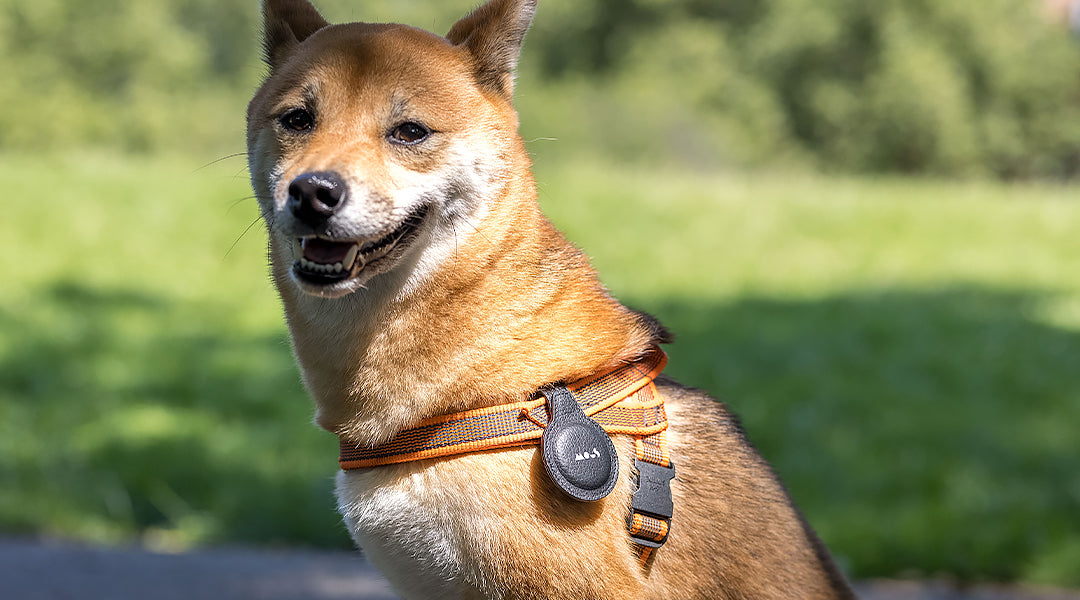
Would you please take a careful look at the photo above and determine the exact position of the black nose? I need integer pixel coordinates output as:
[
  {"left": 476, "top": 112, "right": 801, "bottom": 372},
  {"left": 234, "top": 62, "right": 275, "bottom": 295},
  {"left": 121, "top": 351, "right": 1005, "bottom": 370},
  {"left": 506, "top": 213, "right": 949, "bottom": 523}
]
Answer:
[{"left": 287, "top": 171, "right": 347, "bottom": 223}]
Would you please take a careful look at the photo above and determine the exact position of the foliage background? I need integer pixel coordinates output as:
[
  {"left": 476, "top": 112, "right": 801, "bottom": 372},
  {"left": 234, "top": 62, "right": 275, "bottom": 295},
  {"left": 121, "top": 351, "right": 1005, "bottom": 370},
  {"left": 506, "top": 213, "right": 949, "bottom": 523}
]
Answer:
[
  {"left": 2, "top": 0, "right": 1079, "bottom": 590},
  {"left": 3, "top": 0, "right": 1080, "bottom": 176}
]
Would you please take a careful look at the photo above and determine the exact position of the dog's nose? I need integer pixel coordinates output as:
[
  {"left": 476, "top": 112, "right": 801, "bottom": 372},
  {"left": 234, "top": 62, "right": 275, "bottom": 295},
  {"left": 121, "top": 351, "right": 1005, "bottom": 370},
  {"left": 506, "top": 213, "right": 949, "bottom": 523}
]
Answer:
[{"left": 287, "top": 171, "right": 347, "bottom": 223}]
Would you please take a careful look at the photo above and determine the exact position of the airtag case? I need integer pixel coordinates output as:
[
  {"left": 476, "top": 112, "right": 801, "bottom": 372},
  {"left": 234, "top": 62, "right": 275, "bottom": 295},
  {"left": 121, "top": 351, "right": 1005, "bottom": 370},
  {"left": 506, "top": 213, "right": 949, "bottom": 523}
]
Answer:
[{"left": 540, "top": 385, "right": 619, "bottom": 502}]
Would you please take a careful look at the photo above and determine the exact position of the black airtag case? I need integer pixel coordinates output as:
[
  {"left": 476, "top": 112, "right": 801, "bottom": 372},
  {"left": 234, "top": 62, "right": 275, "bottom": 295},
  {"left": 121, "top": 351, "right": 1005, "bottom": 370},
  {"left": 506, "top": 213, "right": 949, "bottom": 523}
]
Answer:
[{"left": 540, "top": 385, "right": 619, "bottom": 502}]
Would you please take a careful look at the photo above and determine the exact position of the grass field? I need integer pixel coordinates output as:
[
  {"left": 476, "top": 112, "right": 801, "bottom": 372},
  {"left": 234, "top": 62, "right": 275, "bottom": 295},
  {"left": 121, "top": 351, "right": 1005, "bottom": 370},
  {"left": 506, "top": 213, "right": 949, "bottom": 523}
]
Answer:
[{"left": 1, "top": 152, "right": 1078, "bottom": 586}]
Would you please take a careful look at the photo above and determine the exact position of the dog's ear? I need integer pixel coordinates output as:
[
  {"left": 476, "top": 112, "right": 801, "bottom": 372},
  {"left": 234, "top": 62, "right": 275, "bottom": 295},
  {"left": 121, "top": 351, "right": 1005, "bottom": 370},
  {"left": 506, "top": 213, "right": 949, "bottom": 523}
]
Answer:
[
  {"left": 446, "top": 0, "right": 538, "bottom": 99},
  {"left": 262, "top": 0, "right": 330, "bottom": 69}
]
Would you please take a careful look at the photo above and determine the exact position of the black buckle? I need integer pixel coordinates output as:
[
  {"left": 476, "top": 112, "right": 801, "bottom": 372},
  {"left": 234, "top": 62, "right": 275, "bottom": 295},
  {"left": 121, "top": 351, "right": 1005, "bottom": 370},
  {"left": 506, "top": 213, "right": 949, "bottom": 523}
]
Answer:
[{"left": 628, "top": 458, "right": 675, "bottom": 548}]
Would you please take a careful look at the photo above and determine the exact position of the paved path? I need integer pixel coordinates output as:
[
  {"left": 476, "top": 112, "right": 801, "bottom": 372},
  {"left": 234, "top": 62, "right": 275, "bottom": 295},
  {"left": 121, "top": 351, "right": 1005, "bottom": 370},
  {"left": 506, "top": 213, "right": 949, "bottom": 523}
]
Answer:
[
  {"left": 2, "top": 539, "right": 1078, "bottom": 600},
  {"left": 0, "top": 539, "right": 395, "bottom": 600}
]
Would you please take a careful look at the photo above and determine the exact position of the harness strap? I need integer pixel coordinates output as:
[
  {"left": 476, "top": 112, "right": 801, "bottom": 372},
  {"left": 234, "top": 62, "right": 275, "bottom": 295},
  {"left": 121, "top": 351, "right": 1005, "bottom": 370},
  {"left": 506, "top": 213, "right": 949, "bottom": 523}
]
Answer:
[
  {"left": 339, "top": 348, "right": 668, "bottom": 468},
  {"left": 628, "top": 427, "right": 675, "bottom": 567},
  {"left": 337, "top": 347, "right": 674, "bottom": 570}
]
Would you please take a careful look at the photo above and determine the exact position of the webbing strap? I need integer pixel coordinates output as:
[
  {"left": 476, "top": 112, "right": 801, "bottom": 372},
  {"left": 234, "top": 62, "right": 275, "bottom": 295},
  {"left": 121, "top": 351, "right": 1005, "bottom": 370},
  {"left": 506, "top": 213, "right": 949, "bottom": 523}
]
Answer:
[
  {"left": 339, "top": 348, "right": 668, "bottom": 468},
  {"left": 337, "top": 347, "right": 674, "bottom": 570},
  {"left": 628, "top": 427, "right": 675, "bottom": 567}
]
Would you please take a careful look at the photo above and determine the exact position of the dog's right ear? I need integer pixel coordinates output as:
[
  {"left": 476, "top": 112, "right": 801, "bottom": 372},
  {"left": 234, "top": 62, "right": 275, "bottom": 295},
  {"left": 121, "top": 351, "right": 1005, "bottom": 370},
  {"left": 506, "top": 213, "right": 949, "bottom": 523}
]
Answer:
[{"left": 261, "top": 0, "right": 330, "bottom": 69}]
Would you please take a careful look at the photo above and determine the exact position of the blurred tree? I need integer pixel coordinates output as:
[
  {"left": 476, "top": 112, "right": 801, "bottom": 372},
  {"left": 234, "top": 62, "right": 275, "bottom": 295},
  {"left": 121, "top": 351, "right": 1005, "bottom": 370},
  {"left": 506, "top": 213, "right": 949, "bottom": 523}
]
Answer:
[
  {"left": 1, "top": 0, "right": 1078, "bottom": 178},
  {"left": 531, "top": 0, "right": 1080, "bottom": 177}
]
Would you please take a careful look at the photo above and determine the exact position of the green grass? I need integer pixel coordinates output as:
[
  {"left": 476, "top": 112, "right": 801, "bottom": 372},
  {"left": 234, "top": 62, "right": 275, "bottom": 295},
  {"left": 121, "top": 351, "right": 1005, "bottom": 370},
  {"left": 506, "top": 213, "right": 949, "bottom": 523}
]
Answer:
[
  {"left": 0, "top": 153, "right": 343, "bottom": 550},
  {"left": 2, "top": 152, "right": 1079, "bottom": 586}
]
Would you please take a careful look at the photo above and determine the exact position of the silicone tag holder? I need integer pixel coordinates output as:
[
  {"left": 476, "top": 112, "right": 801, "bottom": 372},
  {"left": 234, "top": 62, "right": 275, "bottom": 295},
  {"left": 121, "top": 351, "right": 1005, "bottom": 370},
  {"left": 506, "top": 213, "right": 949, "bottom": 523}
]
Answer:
[{"left": 540, "top": 385, "right": 619, "bottom": 502}]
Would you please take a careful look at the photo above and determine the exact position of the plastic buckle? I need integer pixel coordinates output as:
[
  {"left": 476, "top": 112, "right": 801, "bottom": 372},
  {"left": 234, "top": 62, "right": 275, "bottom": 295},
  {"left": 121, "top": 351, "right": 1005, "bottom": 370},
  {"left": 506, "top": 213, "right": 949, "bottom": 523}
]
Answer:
[{"left": 628, "top": 458, "right": 675, "bottom": 548}]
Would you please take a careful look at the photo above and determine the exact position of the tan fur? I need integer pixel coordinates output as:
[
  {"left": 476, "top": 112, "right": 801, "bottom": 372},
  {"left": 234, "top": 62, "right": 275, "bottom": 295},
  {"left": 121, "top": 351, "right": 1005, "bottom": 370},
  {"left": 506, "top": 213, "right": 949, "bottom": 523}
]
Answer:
[{"left": 247, "top": 1, "right": 856, "bottom": 598}]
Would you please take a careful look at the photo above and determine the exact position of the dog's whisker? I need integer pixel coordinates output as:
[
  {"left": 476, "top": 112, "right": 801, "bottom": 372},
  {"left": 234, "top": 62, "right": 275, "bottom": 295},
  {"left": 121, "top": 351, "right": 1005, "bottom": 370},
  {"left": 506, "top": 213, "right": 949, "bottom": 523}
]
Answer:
[
  {"left": 224, "top": 214, "right": 267, "bottom": 260},
  {"left": 447, "top": 213, "right": 493, "bottom": 248},
  {"left": 448, "top": 216, "right": 460, "bottom": 257},
  {"left": 226, "top": 195, "right": 260, "bottom": 212},
  {"left": 193, "top": 152, "right": 250, "bottom": 173}
]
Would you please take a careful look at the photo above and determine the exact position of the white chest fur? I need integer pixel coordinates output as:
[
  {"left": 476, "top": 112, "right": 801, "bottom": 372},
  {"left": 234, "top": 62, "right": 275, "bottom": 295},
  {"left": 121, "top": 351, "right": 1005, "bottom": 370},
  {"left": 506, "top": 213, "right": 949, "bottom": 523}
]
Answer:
[{"left": 336, "top": 466, "right": 493, "bottom": 600}]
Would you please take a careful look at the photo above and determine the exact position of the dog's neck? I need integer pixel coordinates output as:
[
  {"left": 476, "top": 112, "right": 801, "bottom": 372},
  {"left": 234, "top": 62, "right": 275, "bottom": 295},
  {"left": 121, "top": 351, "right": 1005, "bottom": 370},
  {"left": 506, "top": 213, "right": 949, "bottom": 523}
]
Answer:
[{"left": 273, "top": 165, "right": 656, "bottom": 446}]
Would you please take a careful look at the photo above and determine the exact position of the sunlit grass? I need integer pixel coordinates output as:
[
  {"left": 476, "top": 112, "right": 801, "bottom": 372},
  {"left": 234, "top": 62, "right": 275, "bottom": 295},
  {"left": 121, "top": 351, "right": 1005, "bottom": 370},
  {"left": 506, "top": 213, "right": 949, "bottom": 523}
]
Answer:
[
  {"left": 2, "top": 153, "right": 1079, "bottom": 585},
  {"left": 533, "top": 159, "right": 1080, "bottom": 300}
]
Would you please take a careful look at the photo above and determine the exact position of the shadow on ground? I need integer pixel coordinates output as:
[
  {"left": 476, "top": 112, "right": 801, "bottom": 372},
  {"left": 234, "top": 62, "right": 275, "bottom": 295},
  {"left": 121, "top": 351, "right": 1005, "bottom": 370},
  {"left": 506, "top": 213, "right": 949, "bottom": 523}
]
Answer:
[{"left": 0, "top": 281, "right": 346, "bottom": 549}]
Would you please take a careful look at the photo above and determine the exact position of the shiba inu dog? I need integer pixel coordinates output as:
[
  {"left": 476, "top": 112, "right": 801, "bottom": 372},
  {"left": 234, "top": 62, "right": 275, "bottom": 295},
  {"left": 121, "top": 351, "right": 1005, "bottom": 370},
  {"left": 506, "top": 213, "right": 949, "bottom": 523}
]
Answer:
[{"left": 246, "top": 0, "right": 856, "bottom": 598}]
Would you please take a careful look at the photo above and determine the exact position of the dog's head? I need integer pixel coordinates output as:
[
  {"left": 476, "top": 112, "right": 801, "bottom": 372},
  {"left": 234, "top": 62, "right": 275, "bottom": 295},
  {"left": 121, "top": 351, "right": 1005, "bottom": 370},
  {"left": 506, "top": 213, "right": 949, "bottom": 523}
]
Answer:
[{"left": 247, "top": 0, "right": 537, "bottom": 299}]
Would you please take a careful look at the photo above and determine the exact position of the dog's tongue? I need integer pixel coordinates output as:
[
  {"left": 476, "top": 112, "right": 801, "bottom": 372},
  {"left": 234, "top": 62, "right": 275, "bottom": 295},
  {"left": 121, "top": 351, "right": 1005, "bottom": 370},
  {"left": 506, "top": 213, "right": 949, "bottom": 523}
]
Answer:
[{"left": 302, "top": 238, "right": 355, "bottom": 264}]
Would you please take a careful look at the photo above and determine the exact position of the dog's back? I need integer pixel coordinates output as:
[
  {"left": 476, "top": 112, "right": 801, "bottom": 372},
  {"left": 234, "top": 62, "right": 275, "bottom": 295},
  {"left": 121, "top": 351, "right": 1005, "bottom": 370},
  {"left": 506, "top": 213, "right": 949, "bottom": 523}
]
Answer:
[{"left": 247, "top": 0, "right": 856, "bottom": 598}]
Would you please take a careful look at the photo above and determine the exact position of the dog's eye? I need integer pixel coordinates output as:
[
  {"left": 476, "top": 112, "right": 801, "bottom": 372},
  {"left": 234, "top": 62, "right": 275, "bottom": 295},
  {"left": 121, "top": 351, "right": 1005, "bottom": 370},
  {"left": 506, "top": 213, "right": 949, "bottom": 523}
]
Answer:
[
  {"left": 279, "top": 108, "right": 315, "bottom": 132},
  {"left": 389, "top": 122, "right": 431, "bottom": 145}
]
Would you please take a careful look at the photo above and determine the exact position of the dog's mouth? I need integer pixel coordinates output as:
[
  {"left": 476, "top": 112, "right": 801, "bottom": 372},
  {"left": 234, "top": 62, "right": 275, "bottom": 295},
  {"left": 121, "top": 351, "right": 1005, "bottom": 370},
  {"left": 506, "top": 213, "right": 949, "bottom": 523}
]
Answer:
[{"left": 290, "top": 205, "right": 430, "bottom": 288}]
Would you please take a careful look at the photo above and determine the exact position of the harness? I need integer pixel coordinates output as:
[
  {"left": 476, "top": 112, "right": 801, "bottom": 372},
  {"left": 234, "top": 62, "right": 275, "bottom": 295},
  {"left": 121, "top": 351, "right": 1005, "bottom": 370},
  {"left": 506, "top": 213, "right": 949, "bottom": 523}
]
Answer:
[{"left": 338, "top": 347, "right": 675, "bottom": 568}]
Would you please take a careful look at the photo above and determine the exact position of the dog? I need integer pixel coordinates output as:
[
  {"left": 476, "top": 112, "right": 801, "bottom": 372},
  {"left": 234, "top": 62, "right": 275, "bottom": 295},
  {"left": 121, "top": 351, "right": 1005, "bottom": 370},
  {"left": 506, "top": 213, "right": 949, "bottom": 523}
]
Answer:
[{"left": 246, "top": 0, "right": 856, "bottom": 597}]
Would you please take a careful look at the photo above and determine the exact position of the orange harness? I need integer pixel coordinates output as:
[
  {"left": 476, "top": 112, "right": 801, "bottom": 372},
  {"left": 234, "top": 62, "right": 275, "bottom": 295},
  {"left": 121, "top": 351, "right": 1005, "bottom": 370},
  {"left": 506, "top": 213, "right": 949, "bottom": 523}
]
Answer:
[{"left": 338, "top": 347, "right": 675, "bottom": 568}]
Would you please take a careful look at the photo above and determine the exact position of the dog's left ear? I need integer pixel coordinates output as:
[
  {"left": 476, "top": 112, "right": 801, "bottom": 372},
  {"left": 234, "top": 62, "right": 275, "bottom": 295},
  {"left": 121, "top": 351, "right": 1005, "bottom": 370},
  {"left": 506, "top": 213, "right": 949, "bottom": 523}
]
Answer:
[{"left": 446, "top": 0, "right": 538, "bottom": 99}]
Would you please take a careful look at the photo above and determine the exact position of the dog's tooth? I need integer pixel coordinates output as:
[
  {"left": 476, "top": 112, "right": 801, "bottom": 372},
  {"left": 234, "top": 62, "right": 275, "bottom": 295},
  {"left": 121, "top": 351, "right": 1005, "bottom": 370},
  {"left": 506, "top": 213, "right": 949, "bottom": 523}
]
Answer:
[
  {"left": 292, "top": 239, "right": 302, "bottom": 259},
  {"left": 344, "top": 245, "right": 359, "bottom": 269},
  {"left": 333, "top": 262, "right": 343, "bottom": 273}
]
